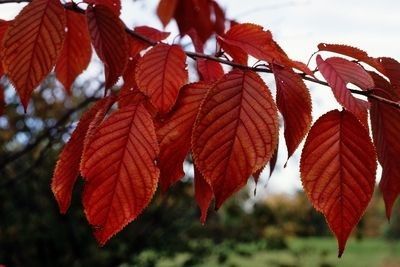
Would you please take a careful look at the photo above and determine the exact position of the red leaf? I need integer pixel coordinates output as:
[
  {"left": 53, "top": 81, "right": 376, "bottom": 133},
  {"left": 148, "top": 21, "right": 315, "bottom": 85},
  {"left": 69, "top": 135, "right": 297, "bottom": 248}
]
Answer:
[
  {"left": 192, "top": 70, "right": 279, "bottom": 208},
  {"left": 81, "top": 96, "right": 117, "bottom": 169},
  {"left": 273, "top": 65, "right": 312, "bottom": 159},
  {"left": 81, "top": 104, "right": 159, "bottom": 245},
  {"left": 316, "top": 55, "right": 370, "bottom": 125},
  {"left": 217, "top": 23, "right": 286, "bottom": 65},
  {"left": 187, "top": 29, "right": 224, "bottom": 82},
  {"left": 1, "top": 0, "right": 66, "bottom": 110},
  {"left": 378, "top": 57, "right": 400, "bottom": 89},
  {"left": 130, "top": 26, "right": 170, "bottom": 57},
  {"left": 0, "top": 19, "right": 9, "bottom": 76},
  {"left": 197, "top": 60, "right": 224, "bottom": 82},
  {"left": 194, "top": 165, "right": 213, "bottom": 224},
  {"left": 318, "top": 43, "right": 385, "bottom": 74},
  {"left": 86, "top": 5, "right": 128, "bottom": 89},
  {"left": 300, "top": 109, "right": 376, "bottom": 257},
  {"left": 156, "top": 82, "right": 210, "bottom": 191},
  {"left": 55, "top": 10, "right": 92, "bottom": 93},
  {"left": 85, "top": 0, "right": 121, "bottom": 16},
  {"left": 174, "top": 0, "right": 214, "bottom": 42},
  {"left": 51, "top": 97, "right": 115, "bottom": 214},
  {"left": 136, "top": 43, "right": 188, "bottom": 113},
  {"left": 210, "top": 0, "right": 225, "bottom": 35},
  {"left": 157, "top": 0, "right": 178, "bottom": 27},
  {"left": 369, "top": 73, "right": 400, "bottom": 219}
]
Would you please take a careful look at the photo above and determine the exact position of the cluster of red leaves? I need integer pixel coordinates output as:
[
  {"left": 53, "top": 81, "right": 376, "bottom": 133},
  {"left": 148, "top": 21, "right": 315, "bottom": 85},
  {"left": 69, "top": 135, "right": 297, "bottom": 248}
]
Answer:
[{"left": 0, "top": 0, "right": 400, "bottom": 257}]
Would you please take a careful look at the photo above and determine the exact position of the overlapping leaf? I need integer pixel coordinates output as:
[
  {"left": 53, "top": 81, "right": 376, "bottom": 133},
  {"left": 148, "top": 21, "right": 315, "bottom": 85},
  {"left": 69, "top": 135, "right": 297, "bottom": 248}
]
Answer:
[
  {"left": 81, "top": 104, "right": 159, "bottom": 245},
  {"left": 378, "top": 57, "right": 400, "bottom": 89},
  {"left": 217, "top": 23, "right": 286, "bottom": 65},
  {"left": 194, "top": 165, "right": 213, "bottom": 224},
  {"left": 192, "top": 70, "right": 279, "bottom": 208},
  {"left": 156, "top": 82, "right": 210, "bottom": 191},
  {"left": 0, "top": 19, "right": 9, "bottom": 77},
  {"left": 86, "top": 5, "right": 128, "bottom": 89},
  {"left": 273, "top": 65, "right": 312, "bottom": 159},
  {"left": 1, "top": 0, "right": 66, "bottom": 109},
  {"left": 130, "top": 26, "right": 170, "bottom": 57},
  {"left": 56, "top": 10, "right": 92, "bottom": 93},
  {"left": 85, "top": 0, "right": 121, "bottom": 16},
  {"left": 136, "top": 43, "right": 188, "bottom": 113},
  {"left": 187, "top": 29, "right": 224, "bottom": 82},
  {"left": 318, "top": 43, "right": 385, "bottom": 74},
  {"left": 316, "top": 55, "right": 370, "bottom": 125},
  {"left": 300, "top": 109, "right": 376, "bottom": 257},
  {"left": 369, "top": 72, "right": 400, "bottom": 219},
  {"left": 52, "top": 97, "right": 115, "bottom": 214}
]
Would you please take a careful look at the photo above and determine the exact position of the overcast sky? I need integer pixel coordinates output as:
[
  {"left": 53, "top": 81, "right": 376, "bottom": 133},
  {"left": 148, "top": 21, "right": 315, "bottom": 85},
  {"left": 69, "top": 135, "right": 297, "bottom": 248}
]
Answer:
[{"left": 0, "top": 0, "right": 398, "bottom": 195}]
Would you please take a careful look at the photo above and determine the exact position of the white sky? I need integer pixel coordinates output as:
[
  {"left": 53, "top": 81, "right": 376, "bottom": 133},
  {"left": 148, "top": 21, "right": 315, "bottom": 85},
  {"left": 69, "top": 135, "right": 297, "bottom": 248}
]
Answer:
[{"left": 0, "top": 0, "right": 398, "bottom": 195}]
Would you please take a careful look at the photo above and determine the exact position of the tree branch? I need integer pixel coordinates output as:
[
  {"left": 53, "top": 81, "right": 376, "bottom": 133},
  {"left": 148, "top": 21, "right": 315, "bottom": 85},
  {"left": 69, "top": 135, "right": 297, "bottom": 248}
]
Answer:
[{"left": 0, "top": 0, "right": 399, "bottom": 109}]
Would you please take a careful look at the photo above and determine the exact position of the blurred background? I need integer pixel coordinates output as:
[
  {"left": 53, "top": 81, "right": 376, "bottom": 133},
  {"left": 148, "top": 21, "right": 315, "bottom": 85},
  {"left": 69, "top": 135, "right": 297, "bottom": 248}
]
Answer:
[{"left": 0, "top": 0, "right": 400, "bottom": 266}]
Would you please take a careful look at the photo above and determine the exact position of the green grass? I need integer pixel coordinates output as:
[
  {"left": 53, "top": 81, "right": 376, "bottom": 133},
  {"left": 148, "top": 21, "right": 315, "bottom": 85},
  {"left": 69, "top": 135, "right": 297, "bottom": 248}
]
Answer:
[{"left": 157, "top": 238, "right": 400, "bottom": 267}]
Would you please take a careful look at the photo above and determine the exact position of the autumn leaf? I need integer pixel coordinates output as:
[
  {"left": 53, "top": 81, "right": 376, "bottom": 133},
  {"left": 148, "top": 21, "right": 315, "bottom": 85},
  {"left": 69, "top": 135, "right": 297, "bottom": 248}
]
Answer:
[
  {"left": 157, "top": 0, "right": 178, "bottom": 27},
  {"left": 194, "top": 165, "right": 213, "bottom": 224},
  {"left": 217, "top": 23, "right": 286, "bottom": 65},
  {"left": 1, "top": 0, "right": 66, "bottom": 110},
  {"left": 316, "top": 55, "right": 370, "bottom": 125},
  {"left": 81, "top": 104, "right": 159, "bottom": 245},
  {"left": 129, "top": 26, "right": 170, "bottom": 57},
  {"left": 55, "top": 10, "right": 92, "bottom": 93},
  {"left": 318, "top": 43, "right": 385, "bottom": 74},
  {"left": 378, "top": 57, "right": 400, "bottom": 89},
  {"left": 174, "top": 0, "right": 214, "bottom": 42},
  {"left": 85, "top": 0, "right": 121, "bottom": 16},
  {"left": 300, "top": 109, "right": 376, "bottom": 257},
  {"left": 136, "top": 43, "right": 188, "bottom": 113},
  {"left": 369, "top": 72, "right": 400, "bottom": 219},
  {"left": 156, "top": 82, "right": 210, "bottom": 191},
  {"left": 86, "top": 4, "right": 128, "bottom": 89},
  {"left": 187, "top": 29, "right": 224, "bottom": 82},
  {"left": 272, "top": 65, "right": 312, "bottom": 160},
  {"left": 51, "top": 97, "right": 115, "bottom": 214},
  {"left": 192, "top": 69, "right": 279, "bottom": 208}
]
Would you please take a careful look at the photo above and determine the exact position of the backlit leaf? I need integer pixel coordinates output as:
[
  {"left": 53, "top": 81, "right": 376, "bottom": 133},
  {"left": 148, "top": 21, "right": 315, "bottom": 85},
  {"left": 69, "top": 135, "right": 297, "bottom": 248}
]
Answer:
[
  {"left": 55, "top": 10, "right": 92, "bottom": 93},
  {"left": 192, "top": 70, "right": 279, "bottom": 208},
  {"left": 2, "top": 0, "right": 66, "bottom": 109},
  {"left": 369, "top": 72, "right": 400, "bottom": 219},
  {"left": 156, "top": 0, "right": 178, "bottom": 27},
  {"left": 85, "top": 0, "right": 121, "bottom": 16},
  {"left": 136, "top": 43, "right": 188, "bottom": 113},
  {"left": 300, "top": 109, "right": 376, "bottom": 257},
  {"left": 378, "top": 57, "right": 400, "bottom": 89},
  {"left": 316, "top": 55, "right": 370, "bottom": 125},
  {"left": 86, "top": 5, "right": 128, "bottom": 89},
  {"left": 318, "top": 43, "right": 385, "bottom": 74},
  {"left": 194, "top": 165, "right": 213, "bottom": 224},
  {"left": 273, "top": 65, "right": 312, "bottom": 159},
  {"left": 217, "top": 23, "right": 286, "bottom": 65},
  {"left": 51, "top": 97, "right": 115, "bottom": 214},
  {"left": 81, "top": 104, "right": 159, "bottom": 245},
  {"left": 130, "top": 26, "right": 170, "bottom": 57},
  {"left": 156, "top": 82, "right": 210, "bottom": 191}
]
